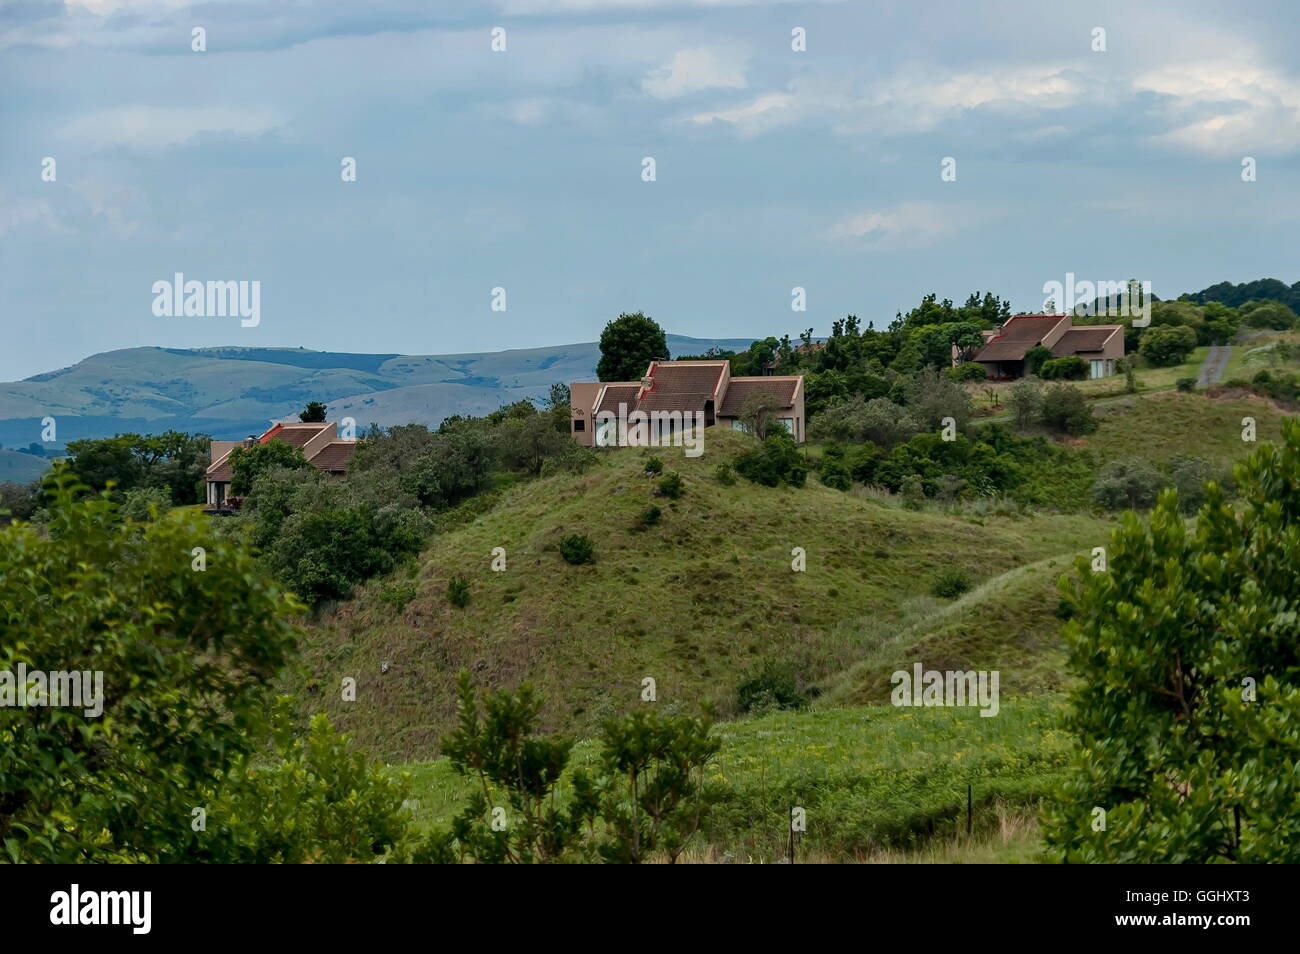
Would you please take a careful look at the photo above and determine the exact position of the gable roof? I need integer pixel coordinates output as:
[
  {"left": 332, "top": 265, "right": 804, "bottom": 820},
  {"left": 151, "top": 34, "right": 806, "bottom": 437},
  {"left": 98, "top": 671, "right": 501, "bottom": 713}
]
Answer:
[
  {"left": 595, "top": 383, "right": 640, "bottom": 414},
  {"left": 1052, "top": 326, "right": 1122, "bottom": 355},
  {"left": 717, "top": 377, "right": 800, "bottom": 416},
  {"left": 973, "top": 314, "right": 1070, "bottom": 363},
  {"left": 637, "top": 361, "right": 728, "bottom": 413},
  {"left": 206, "top": 421, "right": 355, "bottom": 483}
]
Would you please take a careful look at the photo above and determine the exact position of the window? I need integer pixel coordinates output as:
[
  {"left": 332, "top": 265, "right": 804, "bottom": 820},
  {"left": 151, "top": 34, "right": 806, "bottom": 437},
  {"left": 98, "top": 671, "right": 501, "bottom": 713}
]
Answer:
[
  {"left": 777, "top": 418, "right": 795, "bottom": 434},
  {"left": 732, "top": 419, "right": 748, "bottom": 433},
  {"left": 1091, "top": 359, "right": 1103, "bottom": 379},
  {"left": 573, "top": 419, "right": 585, "bottom": 431}
]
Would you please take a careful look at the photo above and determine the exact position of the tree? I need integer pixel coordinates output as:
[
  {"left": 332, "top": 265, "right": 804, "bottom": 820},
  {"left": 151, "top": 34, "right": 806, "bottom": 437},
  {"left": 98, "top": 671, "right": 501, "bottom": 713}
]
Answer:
[
  {"left": 597, "top": 312, "right": 668, "bottom": 382},
  {"left": 1006, "top": 378, "right": 1044, "bottom": 430},
  {"left": 1138, "top": 325, "right": 1197, "bottom": 367},
  {"left": 738, "top": 391, "right": 781, "bottom": 440},
  {"left": 1046, "top": 420, "right": 1300, "bottom": 862},
  {"left": 1092, "top": 458, "right": 1166, "bottom": 510},
  {"left": 403, "top": 674, "right": 719, "bottom": 864},
  {"left": 299, "top": 401, "right": 328, "bottom": 422},
  {"left": 65, "top": 431, "right": 212, "bottom": 505},
  {"left": 0, "top": 471, "right": 302, "bottom": 862},
  {"left": 1040, "top": 383, "right": 1097, "bottom": 436},
  {"left": 229, "top": 440, "right": 310, "bottom": 495}
]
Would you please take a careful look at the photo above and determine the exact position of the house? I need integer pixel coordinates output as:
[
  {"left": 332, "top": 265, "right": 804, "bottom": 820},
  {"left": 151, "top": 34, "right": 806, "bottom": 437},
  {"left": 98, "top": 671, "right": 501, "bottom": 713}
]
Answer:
[
  {"left": 967, "top": 313, "right": 1125, "bottom": 380},
  {"left": 204, "top": 421, "right": 357, "bottom": 510},
  {"left": 569, "top": 360, "right": 805, "bottom": 446}
]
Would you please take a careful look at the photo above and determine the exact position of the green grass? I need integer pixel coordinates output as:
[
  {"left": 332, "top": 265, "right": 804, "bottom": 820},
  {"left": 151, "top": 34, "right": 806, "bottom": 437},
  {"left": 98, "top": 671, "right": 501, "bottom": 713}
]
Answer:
[
  {"left": 289, "top": 428, "right": 1109, "bottom": 761},
  {"left": 394, "top": 695, "right": 1071, "bottom": 862},
  {"left": 1085, "top": 390, "right": 1290, "bottom": 468},
  {"left": 1221, "top": 330, "right": 1300, "bottom": 381}
]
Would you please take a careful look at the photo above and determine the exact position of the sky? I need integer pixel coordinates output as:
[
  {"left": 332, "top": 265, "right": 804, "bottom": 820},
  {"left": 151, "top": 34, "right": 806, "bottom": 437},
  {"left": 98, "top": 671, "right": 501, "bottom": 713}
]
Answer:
[{"left": 1, "top": 0, "right": 1298, "bottom": 381}]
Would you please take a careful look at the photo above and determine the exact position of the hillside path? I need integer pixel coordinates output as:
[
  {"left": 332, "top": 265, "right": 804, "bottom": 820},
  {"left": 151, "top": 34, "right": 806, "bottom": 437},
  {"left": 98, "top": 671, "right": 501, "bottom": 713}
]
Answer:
[{"left": 1198, "top": 345, "right": 1231, "bottom": 387}]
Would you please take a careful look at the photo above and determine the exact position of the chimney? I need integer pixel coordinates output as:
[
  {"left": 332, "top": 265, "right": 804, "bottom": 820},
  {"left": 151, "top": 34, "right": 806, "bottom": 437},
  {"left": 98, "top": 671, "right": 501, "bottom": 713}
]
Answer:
[
  {"left": 640, "top": 375, "right": 654, "bottom": 390},
  {"left": 243, "top": 436, "right": 256, "bottom": 448}
]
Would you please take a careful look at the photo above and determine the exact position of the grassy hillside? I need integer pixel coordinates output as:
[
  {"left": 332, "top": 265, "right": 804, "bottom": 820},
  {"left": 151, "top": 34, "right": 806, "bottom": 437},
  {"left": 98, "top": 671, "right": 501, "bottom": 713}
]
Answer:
[
  {"left": 290, "top": 429, "right": 1109, "bottom": 761},
  {"left": 397, "top": 695, "right": 1069, "bottom": 862},
  {"left": 0, "top": 449, "right": 50, "bottom": 483},
  {"left": 1085, "top": 389, "right": 1288, "bottom": 466}
]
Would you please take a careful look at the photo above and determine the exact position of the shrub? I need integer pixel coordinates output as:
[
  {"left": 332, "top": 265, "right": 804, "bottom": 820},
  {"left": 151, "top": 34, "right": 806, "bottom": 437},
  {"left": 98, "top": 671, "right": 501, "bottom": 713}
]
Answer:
[
  {"left": 714, "top": 462, "right": 736, "bottom": 486},
  {"left": 1169, "top": 455, "right": 1216, "bottom": 514},
  {"left": 948, "top": 362, "right": 987, "bottom": 382},
  {"left": 1040, "top": 384, "right": 1097, "bottom": 436},
  {"left": 447, "top": 574, "right": 470, "bottom": 607},
  {"left": 900, "top": 474, "right": 925, "bottom": 509},
  {"left": 643, "top": 456, "right": 664, "bottom": 475},
  {"left": 1092, "top": 458, "right": 1165, "bottom": 511},
  {"left": 734, "top": 433, "right": 808, "bottom": 488},
  {"left": 1007, "top": 378, "right": 1044, "bottom": 429},
  {"left": 1176, "top": 376, "right": 1196, "bottom": 392},
  {"left": 1038, "top": 356, "right": 1088, "bottom": 381},
  {"left": 1138, "top": 324, "right": 1197, "bottom": 367},
  {"left": 736, "top": 660, "right": 808, "bottom": 715},
  {"left": 1046, "top": 419, "right": 1300, "bottom": 862},
  {"left": 656, "top": 472, "right": 684, "bottom": 499},
  {"left": 931, "top": 568, "right": 972, "bottom": 599},
  {"left": 559, "top": 533, "right": 594, "bottom": 565},
  {"left": 819, "top": 456, "right": 852, "bottom": 491},
  {"left": 1023, "top": 345, "right": 1054, "bottom": 376},
  {"left": 635, "top": 505, "right": 662, "bottom": 529}
]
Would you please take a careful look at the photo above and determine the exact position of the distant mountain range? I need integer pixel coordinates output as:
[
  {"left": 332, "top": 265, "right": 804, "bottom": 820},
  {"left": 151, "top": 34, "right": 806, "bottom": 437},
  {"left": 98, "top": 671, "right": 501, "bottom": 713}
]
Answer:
[{"left": 0, "top": 335, "right": 756, "bottom": 447}]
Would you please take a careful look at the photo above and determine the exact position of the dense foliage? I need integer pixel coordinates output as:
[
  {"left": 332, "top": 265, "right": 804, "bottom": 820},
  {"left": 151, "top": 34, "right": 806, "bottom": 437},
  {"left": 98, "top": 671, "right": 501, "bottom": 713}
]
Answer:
[{"left": 1046, "top": 420, "right": 1300, "bottom": 862}]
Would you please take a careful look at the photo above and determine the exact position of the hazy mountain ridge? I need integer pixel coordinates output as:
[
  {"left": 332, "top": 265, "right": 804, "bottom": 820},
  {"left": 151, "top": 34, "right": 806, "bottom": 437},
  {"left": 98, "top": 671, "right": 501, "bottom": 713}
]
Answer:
[{"left": 0, "top": 335, "right": 755, "bottom": 445}]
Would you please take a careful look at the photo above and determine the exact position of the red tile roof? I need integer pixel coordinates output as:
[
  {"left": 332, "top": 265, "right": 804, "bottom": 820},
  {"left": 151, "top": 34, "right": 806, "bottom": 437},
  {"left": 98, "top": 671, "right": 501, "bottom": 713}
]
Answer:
[
  {"left": 596, "top": 384, "right": 640, "bottom": 414},
  {"left": 974, "top": 315, "right": 1070, "bottom": 362},
  {"left": 718, "top": 378, "right": 799, "bottom": 416},
  {"left": 1052, "top": 326, "right": 1121, "bottom": 355},
  {"left": 309, "top": 441, "right": 356, "bottom": 473}
]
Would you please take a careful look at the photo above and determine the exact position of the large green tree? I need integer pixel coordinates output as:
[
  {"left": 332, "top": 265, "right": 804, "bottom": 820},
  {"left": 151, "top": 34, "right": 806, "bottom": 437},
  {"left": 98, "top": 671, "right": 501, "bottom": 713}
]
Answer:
[
  {"left": 0, "top": 471, "right": 301, "bottom": 862},
  {"left": 1046, "top": 419, "right": 1300, "bottom": 862},
  {"left": 597, "top": 312, "right": 668, "bottom": 382},
  {"left": 66, "top": 430, "right": 212, "bottom": 505}
]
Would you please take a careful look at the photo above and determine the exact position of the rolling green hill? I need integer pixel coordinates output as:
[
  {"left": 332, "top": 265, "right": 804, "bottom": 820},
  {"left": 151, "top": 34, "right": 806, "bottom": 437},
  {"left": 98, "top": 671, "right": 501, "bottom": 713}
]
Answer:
[{"left": 289, "top": 428, "right": 1112, "bottom": 762}]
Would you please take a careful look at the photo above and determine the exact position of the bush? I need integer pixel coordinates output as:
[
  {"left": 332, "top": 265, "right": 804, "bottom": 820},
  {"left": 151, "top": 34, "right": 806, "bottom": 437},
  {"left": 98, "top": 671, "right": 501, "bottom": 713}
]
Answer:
[
  {"left": 1092, "top": 458, "right": 1165, "bottom": 511},
  {"left": 1176, "top": 376, "right": 1196, "bottom": 392},
  {"left": 1038, "top": 356, "right": 1088, "bottom": 381},
  {"left": 635, "top": 505, "right": 662, "bottom": 530},
  {"left": 734, "top": 433, "right": 808, "bottom": 488},
  {"left": 931, "top": 568, "right": 971, "bottom": 599},
  {"left": 736, "top": 660, "right": 808, "bottom": 715},
  {"left": 1007, "top": 378, "right": 1044, "bottom": 429},
  {"left": 643, "top": 456, "right": 664, "bottom": 475},
  {"left": 714, "top": 462, "right": 736, "bottom": 486},
  {"left": 656, "top": 472, "right": 684, "bottom": 499},
  {"left": 1040, "top": 384, "right": 1097, "bottom": 436},
  {"left": 948, "top": 362, "right": 987, "bottom": 382},
  {"left": 559, "top": 533, "right": 594, "bottom": 565},
  {"left": 1169, "top": 455, "right": 1216, "bottom": 514},
  {"left": 819, "top": 456, "right": 852, "bottom": 491},
  {"left": 1023, "top": 345, "right": 1054, "bottom": 376},
  {"left": 1138, "top": 324, "right": 1197, "bottom": 367},
  {"left": 900, "top": 474, "right": 925, "bottom": 509},
  {"left": 447, "top": 574, "right": 470, "bottom": 607}
]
